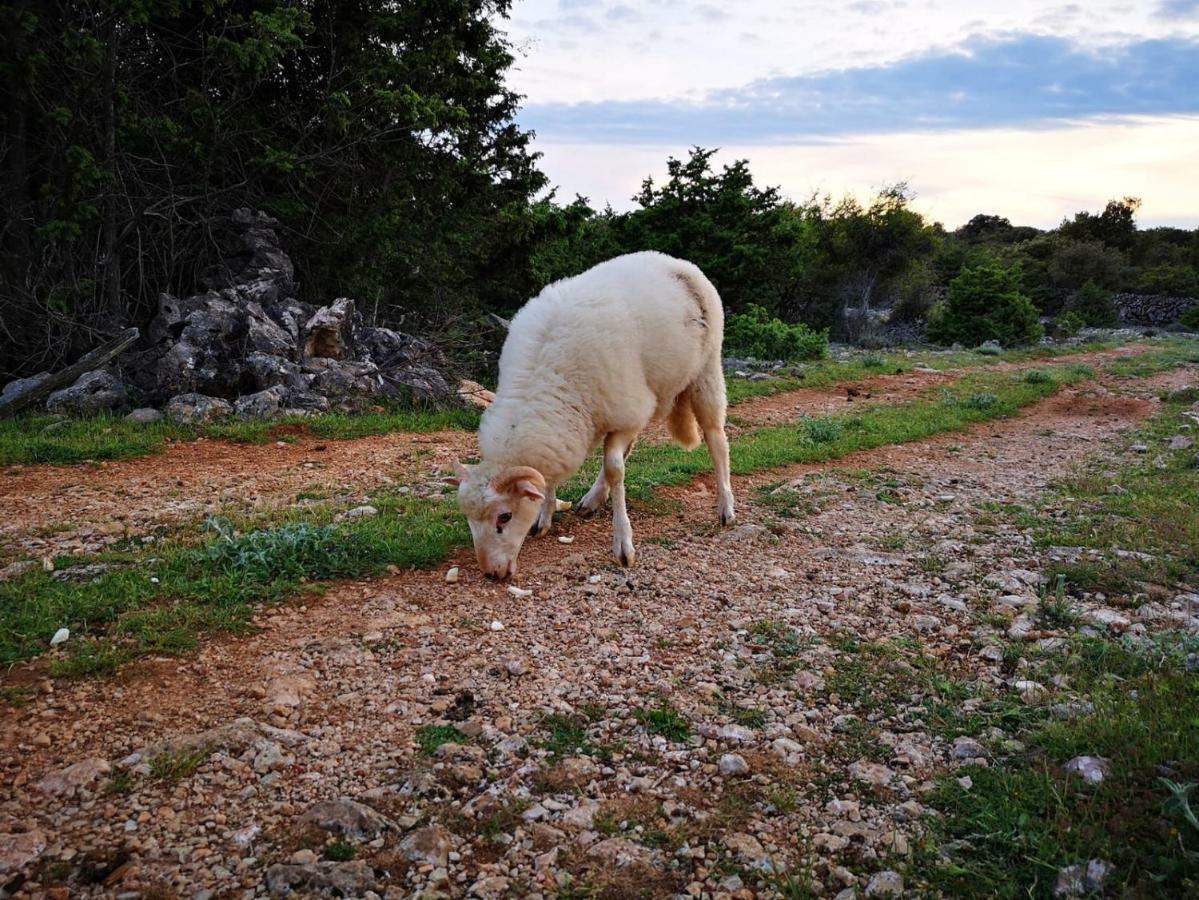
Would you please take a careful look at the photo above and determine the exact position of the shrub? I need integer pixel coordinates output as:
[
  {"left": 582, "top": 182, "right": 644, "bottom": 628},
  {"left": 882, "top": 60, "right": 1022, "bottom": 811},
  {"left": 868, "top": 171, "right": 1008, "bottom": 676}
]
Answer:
[
  {"left": 926, "top": 263, "right": 1044, "bottom": 347},
  {"left": 725, "top": 304, "right": 828, "bottom": 361},
  {"left": 860, "top": 351, "right": 887, "bottom": 368},
  {"left": 966, "top": 392, "right": 999, "bottom": 410},
  {"left": 1024, "top": 369, "right": 1051, "bottom": 384},
  {"left": 1132, "top": 264, "right": 1199, "bottom": 298},
  {"left": 1054, "top": 310, "right": 1086, "bottom": 338},
  {"left": 1064, "top": 280, "right": 1117, "bottom": 327},
  {"left": 1180, "top": 306, "right": 1199, "bottom": 331},
  {"left": 802, "top": 417, "right": 843, "bottom": 444}
]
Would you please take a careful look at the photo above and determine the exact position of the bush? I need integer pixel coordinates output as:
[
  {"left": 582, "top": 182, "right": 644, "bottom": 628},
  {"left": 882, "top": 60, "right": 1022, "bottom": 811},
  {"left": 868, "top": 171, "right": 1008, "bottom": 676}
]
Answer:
[
  {"left": 1024, "top": 369, "right": 1051, "bottom": 384},
  {"left": 926, "top": 263, "right": 1044, "bottom": 347},
  {"left": 1131, "top": 264, "right": 1199, "bottom": 298},
  {"left": 724, "top": 304, "right": 828, "bottom": 361},
  {"left": 1054, "top": 310, "right": 1086, "bottom": 338},
  {"left": 1180, "top": 306, "right": 1199, "bottom": 331},
  {"left": 1064, "top": 280, "right": 1117, "bottom": 327}
]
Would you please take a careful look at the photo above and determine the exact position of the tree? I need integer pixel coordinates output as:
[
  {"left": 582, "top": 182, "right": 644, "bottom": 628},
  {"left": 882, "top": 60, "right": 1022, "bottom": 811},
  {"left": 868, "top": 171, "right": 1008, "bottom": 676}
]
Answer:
[
  {"left": 1058, "top": 197, "right": 1141, "bottom": 250},
  {"left": 927, "top": 262, "right": 1044, "bottom": 347},
  {"left": 1064, "top": 280, "right": 1117, "bottom": 327}
]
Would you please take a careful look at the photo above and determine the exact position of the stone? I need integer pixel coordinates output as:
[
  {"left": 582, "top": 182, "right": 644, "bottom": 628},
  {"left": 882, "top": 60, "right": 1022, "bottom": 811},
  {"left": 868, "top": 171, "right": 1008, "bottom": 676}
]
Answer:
[
  {"left": 866, "top": 870, "right": 904, "bottom": 897},
  {"left": 1054, "top": 859, "right": 1113, "bottom": 897},
  {"left": 724, "top": 832, "right": 767, "bottom": 864},
  {"left": 719, "top": 753, "right": 750, "bottom": 776},
  {"left": 166, "top": 392, "right": 233, "bottom": 425},
  {"left": 1063, "top": 756, "right": 1110, "bottom": 784},
  {"left": 234, "top": 385, "right": 288, "bottom": 419},
  {"left": 718, "top": 724, "right": 755, "bottom": 743},
  {"left": 457, "top": 379, "right": 495, "bottom": 410},
  {"left": 38, "top": 758, "right": 111, "bottom": 797},
  {"left": 848, "top": 760, "right": 895, "bottom": 788},
  {"left": 398, "top": 825, "right": 452, "bottom": 868},
  {"left": 298, "top": 799, "right": 396, "bottom": 842},
  {"left": 0, "top": 829, "right": 47, "bottom": 875},
  {"left": 951, "top": 736, "right": 987, "bottom": 760},
  {"left": 125, "top": 407, "right": 162, "bottom": 424},
  {"left": 1168, "top": 435, "right": 1194, "bottom": 451},
  {"left": 304, "top": 298, "right": 355, "bottom": 360},
  {"left": 0, "top": 560, "right": 37, "bottom": 582},
  {"left": 264, "top": 861, "right": 380, "bottom": 897},
  {"left": 46, "top": 370, "right": 127, "bottom": 416},
  {"left": 345, "top": 505, "right": 378, "bottom": 519},
  {"left": 588, "top": 837, "right": 653, "bottom": 868}
]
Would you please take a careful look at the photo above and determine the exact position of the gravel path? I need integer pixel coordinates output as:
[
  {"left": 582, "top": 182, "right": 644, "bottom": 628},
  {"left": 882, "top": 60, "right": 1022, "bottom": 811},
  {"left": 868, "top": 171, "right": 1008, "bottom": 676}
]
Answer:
[{"left": 1, "top": 362, "right": 1193, "bottom": 898}]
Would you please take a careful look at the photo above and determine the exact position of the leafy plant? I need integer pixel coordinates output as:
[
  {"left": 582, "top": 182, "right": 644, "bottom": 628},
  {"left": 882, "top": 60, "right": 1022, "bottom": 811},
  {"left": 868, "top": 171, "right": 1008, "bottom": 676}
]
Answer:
[
  {"left": 927, "top": 262, "right": 1044, "bottom": 347},
  {"left": 725, "top": 304, "right": 828, "bottom": 361},
  {"left": 1065, "top": 279, "right": 1118, "bottom": 327}
]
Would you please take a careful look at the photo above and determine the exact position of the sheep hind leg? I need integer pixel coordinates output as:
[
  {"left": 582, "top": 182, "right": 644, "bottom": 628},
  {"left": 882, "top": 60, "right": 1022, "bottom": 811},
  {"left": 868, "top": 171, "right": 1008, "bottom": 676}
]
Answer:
[
  {"left": 690, "top": 362, "right": 736, "bottom": 526},
  {"left": 604, "top": 431, "right": 637, "bottom": 566}
]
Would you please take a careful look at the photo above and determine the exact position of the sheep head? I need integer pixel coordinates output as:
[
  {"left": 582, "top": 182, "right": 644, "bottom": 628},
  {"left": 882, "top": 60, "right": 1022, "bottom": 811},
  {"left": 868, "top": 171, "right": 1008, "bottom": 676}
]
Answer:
[{"left": 450, "top": 460, "right": 546, "bottom": 579}]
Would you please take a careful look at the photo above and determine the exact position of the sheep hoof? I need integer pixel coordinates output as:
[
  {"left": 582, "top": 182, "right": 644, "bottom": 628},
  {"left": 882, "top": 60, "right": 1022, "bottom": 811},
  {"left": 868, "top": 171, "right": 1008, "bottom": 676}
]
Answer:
[{"left": 614, "top": 539, "right": 636, "bottom": 568}]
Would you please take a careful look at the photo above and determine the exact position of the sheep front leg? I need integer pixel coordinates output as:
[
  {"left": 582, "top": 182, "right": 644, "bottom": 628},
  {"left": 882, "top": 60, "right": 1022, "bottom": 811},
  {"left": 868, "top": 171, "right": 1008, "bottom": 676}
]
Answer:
[
  {"left": 604, "top": 432, "right": 636, "bottom": 567},
  {"left": 576, "top": 466, "right": 608, "bottom": 517}
]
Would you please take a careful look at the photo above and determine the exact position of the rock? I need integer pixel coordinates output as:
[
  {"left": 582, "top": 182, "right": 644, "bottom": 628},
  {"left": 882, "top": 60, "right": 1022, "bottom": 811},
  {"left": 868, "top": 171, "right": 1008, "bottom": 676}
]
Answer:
[
  {"left": 723, "top": 832, "right": 766, "bottom": 864},
  {"left": 588, "top": 837, "right": 654, "bottom": 868},
  {"left": 398, "top": 825, "right": 452, "bottom": 868},
  {"left": 0, "top": 829, "right": 47, "bottom": 875},
  {"left": 1054, "top": 859, "right": 1113, "bottom": 897},
  {"left": 46, "top": 370, "right": 127, "bottom": 416},
  {"left": 345, "top": 505, "right": 378, "bottom": 519},
  {"left": 50, "top": 627, "right": 69, "bottom": 647},
  {"left": 848, "top": 760, "right": 895, "bottom": 788},
  {"left": 38, "top": 757, "right": 111, "bottom": 797},
  {"left": 507, "top": 585, "right": 533, "bottom": 599},
  {"left": 1063, "top": 756, "right": 1110, "bottom": 784},
  {"left": 718, "top": 724, "right": 755, "bottom": 743},
  {"left": 469, "top": 876, "right": 511, "bottom": 898},
  {"left": 724, "top": 523, "right": 770, "bottom": 543},
  {"left": 866, "top": 870, "right": 904, "bottom": 897},
  {"left": 2, "top": 372, "right": 50, "bottom": 402},
  {"left": 125, "top": 407, "right": 162, "bottom": 424},
  {"left": 0, "top": 560, "right": 37, "bottom": 582},
  {"left": 951, "top": 736, "right": 987, "bottom": 760},
  {"left": 557, "top": 756, "right": 600, "bottom": 785},
  {"left": 445, "top": 567, "right": 460, "bottom": 583},
  {"left": 457, "top": 379, "right": 495, "bottom": 410},
  {"left": 298, "top": 799, "right": 396, "bottom": 842},
  {"left": 1082, "top": 608, "right": 1130, "bottom": 630},
  {"left": 1131, "top": 443, "right": 1149, "bottom": 453},
  {"left": 1168, "top": 436, "right": 1194, "bottom": 451},
  {"left": 304, "top": 298, "right": 355, "bottom": 360},
  {"left": 234, "top": 385, "right": 288, "bottom": 419},
  {"left": 505, "top": 658, "right": 527, "bottom": 677},
  {"left": 265, "top": 860, "right": 380, "bottom": 897},
  {"left": 166, "top": 392, "right": 233, "bottom": 425},
  {"left": 719, "top": 753, "right": 750, "bottom": 776}
]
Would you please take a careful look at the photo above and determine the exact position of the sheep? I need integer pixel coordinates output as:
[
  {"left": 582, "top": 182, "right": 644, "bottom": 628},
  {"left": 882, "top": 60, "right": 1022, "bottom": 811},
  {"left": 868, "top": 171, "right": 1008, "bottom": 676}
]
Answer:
[{"left": 450, "top": 251, "right": 735, "bottom": 578}]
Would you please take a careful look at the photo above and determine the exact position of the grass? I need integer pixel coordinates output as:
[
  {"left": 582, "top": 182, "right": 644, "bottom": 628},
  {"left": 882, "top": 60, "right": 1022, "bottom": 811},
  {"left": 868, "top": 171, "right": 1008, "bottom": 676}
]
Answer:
[
  {"left": 416, "top": 725, "right": 467, "bottom": 756},
  {"left": 535, "top": 712, "right": 595, "bottom": 757},
  {"left": 634, "top": 701, "right": 691, "bottom": 741},
  {"left": 0, "top": 404, "right": 479, "bottom": 466},
  {"left": 148, "top": 746, "right": 210, "bottom": 781},
  {"left": 917, "top": 638, "right": 1199, "bottom": 897}
]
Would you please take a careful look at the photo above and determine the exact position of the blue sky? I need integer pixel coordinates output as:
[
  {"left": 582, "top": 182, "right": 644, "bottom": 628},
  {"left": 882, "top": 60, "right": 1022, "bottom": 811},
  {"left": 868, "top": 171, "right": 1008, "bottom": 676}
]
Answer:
[{"left": 501, "top": 1, "right": 1199, "bottom": 227}]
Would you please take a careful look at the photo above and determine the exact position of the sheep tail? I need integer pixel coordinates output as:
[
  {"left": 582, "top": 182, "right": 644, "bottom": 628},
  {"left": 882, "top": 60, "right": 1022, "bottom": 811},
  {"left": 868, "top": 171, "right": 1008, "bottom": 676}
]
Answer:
[{"left": 667, "top": 388, "right": 703, "bottom": 451}]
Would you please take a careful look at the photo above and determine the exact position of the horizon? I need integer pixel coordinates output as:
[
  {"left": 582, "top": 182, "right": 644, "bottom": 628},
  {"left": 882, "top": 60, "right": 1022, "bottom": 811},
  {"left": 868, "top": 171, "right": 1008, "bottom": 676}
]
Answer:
[{"left": 501, "top": 1, "right": 1199, "bottom": 230}]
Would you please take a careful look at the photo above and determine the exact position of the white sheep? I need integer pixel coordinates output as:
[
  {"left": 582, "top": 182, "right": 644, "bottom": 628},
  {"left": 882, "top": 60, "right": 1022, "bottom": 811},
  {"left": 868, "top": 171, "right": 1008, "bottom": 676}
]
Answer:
[{"left": 451, "top": 251, "right": 735, "bottom": 578}]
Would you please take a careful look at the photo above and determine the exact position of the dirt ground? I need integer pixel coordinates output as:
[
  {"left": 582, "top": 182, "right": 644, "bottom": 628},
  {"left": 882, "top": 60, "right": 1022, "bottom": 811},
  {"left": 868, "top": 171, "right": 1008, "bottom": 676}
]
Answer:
[{"left": 0, "top": 346, "right": 1195, "bottom": 899}]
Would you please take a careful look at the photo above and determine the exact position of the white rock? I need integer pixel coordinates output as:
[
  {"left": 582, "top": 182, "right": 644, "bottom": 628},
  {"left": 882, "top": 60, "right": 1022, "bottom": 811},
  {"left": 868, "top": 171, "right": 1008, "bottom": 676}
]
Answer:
[
  {"left": 489, "top": 620, "right": 504, "bottom": 632},
  {"left": 507, "top": 585, "right": 533, "bottom": 599},
  {"left": 718, "top": 753, "right": 749, "bottom": 775},
  {"left": 1054, "top": 859, "right": 1113, "bottom": 897},
  {"left": 1063, "top": 755, "right": 1110, "bottom": 784},
  {"left": 345, "top": 505, "right": 378, "bottom": 519},
  {"left": 445, "top": 567, "right": 460, "bottom": 584},
  {"left": 866, "top": 870, "right": 904, "bottom": 897},
  {"left": 49, "top": 627, "right": 69, "bottom": 647},
  {"left": 557, "top": 535, "right": 575, "bottom": 544}
]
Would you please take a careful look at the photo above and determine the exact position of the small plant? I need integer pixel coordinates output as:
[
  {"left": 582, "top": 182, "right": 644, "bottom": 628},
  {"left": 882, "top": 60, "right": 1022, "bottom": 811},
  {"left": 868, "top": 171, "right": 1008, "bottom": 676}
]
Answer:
[
  {"left": 416, "top": 724, "right": 466, "bottom": 756},
  {"left": 1064, "top": 279, "right": 1117, "bottom": 328},
  {"left": 801, "top": 416, "right": 843, "bottom": 444},
  {"left": 536, "top": 713, "right": 593, "bottom": 757},
  {"left": 966, "top": 392, "right": 999, "bottom": 410},
  {"left": 1035, "top": 574, "right": 1078, "bottom": 629},
  {"left": 634, "top": 702, "right": 691, "bottom": 741},
  {"left": 861, "top": 351, "right": 887, "bottom": 368},
  {"left": 1159, "top": 779, "right": 1199, "bottom": 834},
  {"left": 325, "top": 841, "right": 356, "bottom": 861},
  {"left": 975, "top": 343, "right": 1002, "bottom": 356},
  {"left": 1054, "top": 310, "right": 1086, "bottom": 338},
  {"left": 1023, "top": 369, "right": 1051, "bottom": 384},
  {"left": 149, "top": 747, "right": 210, "bottom": 782},
  {"left": 725, "top": 304, "right": 829, "bottom": 361}
]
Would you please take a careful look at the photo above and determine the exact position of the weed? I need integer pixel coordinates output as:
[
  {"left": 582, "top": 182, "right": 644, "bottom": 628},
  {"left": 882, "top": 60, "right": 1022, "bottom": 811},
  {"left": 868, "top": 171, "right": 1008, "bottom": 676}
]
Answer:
[
  {"left": 1023, "top": 369, "right": 1051, "bottom": 384},
  {"left": 634, "top": 702, "right": 691, "bottom": 741},
  {"left": 1035, "top": 574, "right": 1079, "bottom": 629},
  {"left": 965, "top": 391, "right": 999, "bottom": 410},
  {"left": 324, "top": 842, "right": 356, "bottom": 861},
  {"left": 416, "top": 725, "right": 466, "bottom": 756},
  {"left": 800, "top": 416, "right": 843, "bottom": 444},
  {"left": 536, "top": 713, "right": 594, "bottom": 757},
  {"left": 149, "top": 747, "right": 210, "bottom": 781}
]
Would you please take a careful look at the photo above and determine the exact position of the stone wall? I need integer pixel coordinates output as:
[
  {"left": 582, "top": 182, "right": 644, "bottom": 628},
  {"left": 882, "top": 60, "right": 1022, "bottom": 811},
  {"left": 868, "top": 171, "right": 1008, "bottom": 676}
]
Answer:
[{"left": 1112, "top": 293, "right": 1198, "bottom": 327}]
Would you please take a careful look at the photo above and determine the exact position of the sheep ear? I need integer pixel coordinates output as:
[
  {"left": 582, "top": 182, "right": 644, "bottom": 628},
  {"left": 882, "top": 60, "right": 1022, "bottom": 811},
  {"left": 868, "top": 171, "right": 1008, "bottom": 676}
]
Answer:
[
  {"left": 492, "top": 465, "right": 546, "bottom": 502},
  {"left": 444, "top": 460, "right": 471, "bottom": 487}
]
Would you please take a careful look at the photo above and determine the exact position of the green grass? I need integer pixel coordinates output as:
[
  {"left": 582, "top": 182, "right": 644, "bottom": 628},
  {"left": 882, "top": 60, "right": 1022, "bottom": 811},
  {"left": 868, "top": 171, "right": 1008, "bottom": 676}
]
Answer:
[
  {"left": 634, "top": 702, "right": 691, "bottom": 741},
  {"left": 148, "top": 746, "right": 210, "bottom": 781},
  {"left": 0, "top": 404, "right": 479, "bottom": 466},
  {"left": 535, "top": 713, "right": 594, "bottom": 757},
  {"left": 918, "top": 638, "right": 1199, "bottom": 897},
  {"left": 416, "top": 725, "right": 467, "bottom": 756},
  {"left": 1101, "top": 341, "right": 1199, "bottom": 379}
]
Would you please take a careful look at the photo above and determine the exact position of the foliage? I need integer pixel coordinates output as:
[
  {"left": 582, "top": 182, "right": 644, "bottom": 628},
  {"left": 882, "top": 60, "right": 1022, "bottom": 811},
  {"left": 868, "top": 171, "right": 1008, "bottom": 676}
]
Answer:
[
  {"left": 1049, "top": 240, "right": 1125, "bottom": 291},
  {"left": 927, "top": 263, "right": 1044, "bottom": 347},
  {"left": 724, "top": 305, "right": 828, "bottom": 361},
  {"left": 1064, "top": 280, "right": 1118, "bottom": 327},
  {"left": 1181, "top": 306, "right": 1199, "bottom": 330},
  {"left": 1054, "top": 310, "right": 1086, "bottom": 338}
]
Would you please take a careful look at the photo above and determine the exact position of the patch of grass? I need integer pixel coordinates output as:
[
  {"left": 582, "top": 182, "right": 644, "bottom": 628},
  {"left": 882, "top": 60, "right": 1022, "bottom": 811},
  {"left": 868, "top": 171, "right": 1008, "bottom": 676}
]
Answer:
[
  {"left": 1035, "top": 573, "right": 1080, "bottom": 629},
  {"left": 324, "top": 842, "right": 356, "bottom": 861},
  {"left": 1101, "top": 342, "right": 1199, "bottom": 379},
  {"left": 634, "top": 702, "right": 691, "bottom": 742},
  {"left": 149, "top": 746, "right": 210, "bottom": 781},
  {"left": 920, "top": 645, "right": 1199, "bottom": 897},
  {"left": 535, "top": 713, "right": 594, "bottom": 757},
  {"left": 1023, "top": 369, "right": 1051, "bottom": 384},
  {"left": 0, "top": 685, "right": 33, "bottom": 706},
  {"left": 416, "top": 725, "right": 467, "bottom": 756},
  {"left": 0, "top": 404, "right": 479, "bottom": 466}
]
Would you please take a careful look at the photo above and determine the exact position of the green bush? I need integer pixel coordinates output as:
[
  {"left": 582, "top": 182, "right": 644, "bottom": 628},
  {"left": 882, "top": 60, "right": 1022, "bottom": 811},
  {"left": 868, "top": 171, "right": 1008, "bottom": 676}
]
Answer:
[
  {"left": 1024, "top": 369, "right": 1051, "bottom": 384},
  {"left": 724, "top": 304, "right": 828, "bottom": 361},
  {"left": 1054, "top": 310, "right": 1086, "bottom": 338},
  {"left": 1180, "top": 306, "right": 1199, "bottom": 331},
  {"left": 926, "top": 263, "right": 1044, "bottom": 347},
  {"left": 1064, "top": 280, "right": 1117, "bottom": 327}
]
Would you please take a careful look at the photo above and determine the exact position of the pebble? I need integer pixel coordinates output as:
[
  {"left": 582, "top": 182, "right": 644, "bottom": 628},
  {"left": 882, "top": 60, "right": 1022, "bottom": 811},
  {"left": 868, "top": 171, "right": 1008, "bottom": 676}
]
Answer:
[
  {"left": 866, "top": 870, "right": 904, "bottom": 897},
  {"left": 507, "top": 585, "right": 533, "bottom": 599},
  {"left": 345, "top": 505, "right": 378, "bottom": 519},
  {"left": 489, "top": 620, "right": 505, "bottom": 632},
  {"left": 445, "top": 567, "right": 459, "bottom": 583},
  {"left": 49, "top": 627, "right": 69, "bottom": 647},
  {"left": 718, "top": 753, "right": 749, "bottom": 776}
]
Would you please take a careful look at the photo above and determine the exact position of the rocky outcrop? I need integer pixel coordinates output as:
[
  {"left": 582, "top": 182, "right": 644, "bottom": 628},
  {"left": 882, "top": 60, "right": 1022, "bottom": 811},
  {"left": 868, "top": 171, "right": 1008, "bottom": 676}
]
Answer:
[
  {"left": 1112, "top": 292, "right": 1198, "bottom": 326},
  {"left": 2, "top": 208, "right": 458, "bottom": 419}
]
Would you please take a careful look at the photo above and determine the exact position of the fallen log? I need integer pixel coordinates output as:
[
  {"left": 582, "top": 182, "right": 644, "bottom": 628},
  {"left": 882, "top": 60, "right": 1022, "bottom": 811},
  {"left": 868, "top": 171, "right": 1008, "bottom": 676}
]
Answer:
[{"left": 0, "top": 327, "right": 139, "bottom": 419}]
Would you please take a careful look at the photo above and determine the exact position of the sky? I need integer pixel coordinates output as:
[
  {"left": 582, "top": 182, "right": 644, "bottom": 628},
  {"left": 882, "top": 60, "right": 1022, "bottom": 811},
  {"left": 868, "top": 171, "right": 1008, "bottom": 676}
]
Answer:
[{"left": 500, "top": 1, "right": 1199, "bottom": 228}]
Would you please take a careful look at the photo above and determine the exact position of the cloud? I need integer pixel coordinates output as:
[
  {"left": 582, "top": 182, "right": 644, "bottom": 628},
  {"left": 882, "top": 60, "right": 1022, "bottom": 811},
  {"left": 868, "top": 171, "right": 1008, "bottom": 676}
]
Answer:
[
  {"left": 520, "top": 33, "right": 1199, "bottom": 143},
  {"left": 1157, "top": 0, "right": 1199, "bottom": 17}
]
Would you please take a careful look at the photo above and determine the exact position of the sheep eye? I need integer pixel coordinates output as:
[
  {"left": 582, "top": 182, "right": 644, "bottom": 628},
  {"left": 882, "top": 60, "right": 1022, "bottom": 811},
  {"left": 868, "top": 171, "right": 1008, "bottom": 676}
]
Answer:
[{"left": 496, "top": 511, "right": 512, "bottom": 533}]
